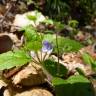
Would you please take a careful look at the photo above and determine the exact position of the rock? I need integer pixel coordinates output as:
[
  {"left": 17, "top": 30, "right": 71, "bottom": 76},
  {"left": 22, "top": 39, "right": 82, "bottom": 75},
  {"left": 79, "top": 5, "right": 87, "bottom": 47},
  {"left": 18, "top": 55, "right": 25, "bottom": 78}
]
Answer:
[
  {"left": 12, "top": 62, "right": 46, "bottom": 86},
  {"left": 15, "top": 87, "right": 53, "bottom": 96},
  {"left": 0, "top": 33, "right": 22, "bottom": 53},
  {"left": 11, "top": 11, "right": 45, "bottom": 31},
  {"left": 0, "top": 34, "right": 13, "bottom": 53}
]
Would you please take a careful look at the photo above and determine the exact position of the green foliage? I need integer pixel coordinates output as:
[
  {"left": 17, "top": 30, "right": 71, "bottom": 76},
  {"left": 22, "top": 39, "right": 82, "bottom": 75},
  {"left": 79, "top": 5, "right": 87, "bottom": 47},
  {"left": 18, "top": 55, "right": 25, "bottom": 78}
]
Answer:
[
  {"left": 44, "top": 0, "right": 96, "bottom": 25},
  {"left": 0, "top": 19, "right": 82, "bottom": 72},
  {"left": 0, "top": 50, "right": 31, "bottom": 70},
  {"left": 43, "top": 34, "right": 55, "bottom": 42},
  {"left": 27, "top": 15, "right": 37, "bottom": 21},
  {"left": 25, "top": 0, "right": 96, "bottom": 25},
  {"left": 24, "top": 0, "right": 34, "bottom": 5},
  {"left": 24, "top": 41, "right": 42, "bottom": 51},
  {"left": 22, "top": 26, "right": 38, "bottom": 42},
  {"left": 43, "top": 19, "right": 54, "bottom": 25},
  {"left": 43, "top": 34, "right": 83, "bottom": 54},
  {"left": 54, "top": 21, "right": 65, "bottom": 31},
  {"left": 79, "top": 0, "right": 96, "bottom": 24},
  {"left": 82, "top": 52, "right": 94, "bottom": 65},
  {"left": 68, "top": 20, "right": 79, "bottom": 28},
  {"left": 54, "top": 37, "right": 83, "bottom": 53},
  {"left": 45, "top": 0, "right": 70, "bottom": 21},
  {"left": 76, "top": 67, "right": 85, "bottom": 76},
  {"left": 22, "top": 25, "right": 43, "bottom": 52},
  {"left": 26, "top": 10, "right": 44, "bottom": 22},
  {"left": 52, "top": 75, "right": 94, "bottom": 96},
  {"left": 91, "top": 61, "right": 96, "bottom": 72},
  {"left": 82, "top": 52, "right": 96, "bottom": 71},
  {"left": 43, "top": 59, "right": 68, "bottom": 77}
]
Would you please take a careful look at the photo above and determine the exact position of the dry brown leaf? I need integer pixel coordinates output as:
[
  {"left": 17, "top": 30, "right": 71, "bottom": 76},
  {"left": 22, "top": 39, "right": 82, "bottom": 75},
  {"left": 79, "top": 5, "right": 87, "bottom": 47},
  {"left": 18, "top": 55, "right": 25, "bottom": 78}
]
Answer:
[
  {"left": 62, "top": 52, "right": 83, "bottom": 64},
  {"left": 51, "top": 53, "right": 93, "bottom": 76},
  {"left": 12, "top": 62, "right": 46, "bottom": 86},
  {"left": 0, "top": 4, "right": 6, "bottom": 15},
  {"left": 3, "top": 67, "right": 21, "bottom": 79}
]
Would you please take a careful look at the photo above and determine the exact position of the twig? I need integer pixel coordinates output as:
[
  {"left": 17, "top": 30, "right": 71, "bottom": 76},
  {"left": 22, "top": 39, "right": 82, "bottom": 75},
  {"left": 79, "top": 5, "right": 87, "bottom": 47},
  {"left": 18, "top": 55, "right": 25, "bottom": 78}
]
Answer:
[
  {"left": 0, "top": 4, "right": 12, "bottom": 24},
  {"left": 0, "top": 0, "right": 19, "bottom": 32}
]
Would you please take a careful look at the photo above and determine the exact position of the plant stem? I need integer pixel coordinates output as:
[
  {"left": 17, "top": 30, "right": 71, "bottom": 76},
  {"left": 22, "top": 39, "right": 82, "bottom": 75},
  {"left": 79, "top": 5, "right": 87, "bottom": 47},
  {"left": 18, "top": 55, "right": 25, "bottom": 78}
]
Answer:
[
  {"left": 42, "top": 52, "right": 47, "bottom": 61},
  {"left": 56, "top": 32, "right": 60, "bottom": 75},
  {"left": 32, "top": 57, "right": 40, "bottom": 65},
  {"left": 35, "top": 51, "right": 42, "bottom": 64}
]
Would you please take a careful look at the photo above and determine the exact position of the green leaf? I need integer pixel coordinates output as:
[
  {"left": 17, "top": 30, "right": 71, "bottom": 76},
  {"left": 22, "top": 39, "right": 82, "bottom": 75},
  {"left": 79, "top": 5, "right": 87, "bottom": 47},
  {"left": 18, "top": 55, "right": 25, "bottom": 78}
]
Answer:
[
  {"left": 43, "top": 34, "right": 83, "bottom": 54},
  {"left": 52, "top": 75, "right": 94, "bottom": 96},
  {"left": 0, "top": 50, "right": 31, "bottom": 70},
  {"left": 22, "top": 25, "right": 43, "bottom": 43},
  {"left": 82, "top": 53, "right": 96, "bottom": 72},
  {"left": 55, "top": 37, "right": 83, "bottom": 53},
  {"left": 24, "top": 41, "right": 42, "bottom": 51},
  {"left": 43, "top": 19, "right": 54, "bottom": 25},
  {"left": 76, "top": 67, "right": 85, "bottom": 76},
  {"left": 43, "top": 59, "right": 68, "bottom": 77},
  {"left": 68, "top": 20, "right": 79, "bottom": 28},
  {"left": 91, "top": 61, "right": 96, "bottom": 72},
  {"left": 54, "top": 21, "right": 65, "bottom": 31},
  {"left": 27, "top": 15, "right": 37, "bottom": 21},
  {"left": 82, "top": 52, "right": 94, "bottom": 65},
  {"left": 22, "top": 26, "right": 38, "bottom": 42},
  {"left": 43, "top": 34, "right": 55, "bottom": 42}
]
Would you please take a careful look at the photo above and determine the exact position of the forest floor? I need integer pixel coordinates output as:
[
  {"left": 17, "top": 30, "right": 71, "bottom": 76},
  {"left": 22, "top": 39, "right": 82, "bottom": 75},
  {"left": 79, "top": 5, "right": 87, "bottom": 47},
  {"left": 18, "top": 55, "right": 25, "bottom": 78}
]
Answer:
[{"left": 0, "top": 1, "right": 96, "bottom": 96}]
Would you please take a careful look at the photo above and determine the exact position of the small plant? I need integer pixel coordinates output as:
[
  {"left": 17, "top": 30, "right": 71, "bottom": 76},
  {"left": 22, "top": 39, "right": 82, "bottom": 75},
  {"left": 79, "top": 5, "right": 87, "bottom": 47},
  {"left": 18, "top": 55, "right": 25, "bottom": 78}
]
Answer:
[
  {"left": 0, "top": 24, "right": 91, "bottom": 96},
  {"left": 82, "top": 52, "right": 96, "bottom": 72},
  {"left": 67, "top": 20, "right": 79, "bottom": 38},
  {"left": 0, "top": 10, "right": 91, "bottom": 96}
]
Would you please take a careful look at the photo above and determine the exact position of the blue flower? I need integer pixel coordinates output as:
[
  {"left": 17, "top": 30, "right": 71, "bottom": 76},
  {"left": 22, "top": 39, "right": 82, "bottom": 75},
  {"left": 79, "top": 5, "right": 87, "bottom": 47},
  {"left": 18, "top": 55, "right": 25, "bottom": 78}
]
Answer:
[{"left": 42, "top": 40, "right": 53, "bottom": 53}]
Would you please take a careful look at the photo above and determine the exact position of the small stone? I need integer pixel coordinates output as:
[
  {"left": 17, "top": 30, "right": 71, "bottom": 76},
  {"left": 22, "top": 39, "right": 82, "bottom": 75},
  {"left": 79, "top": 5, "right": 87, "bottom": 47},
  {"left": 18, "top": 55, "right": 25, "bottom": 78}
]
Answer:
[
  {"left": 0, "top": 34, "right": 13, "bottom": 53},
  {"left": 11, "top": 11, "right": 45, "bottom": 31},
  {"left": 15, "top": 88, "right": 53, "bottom": 96}
]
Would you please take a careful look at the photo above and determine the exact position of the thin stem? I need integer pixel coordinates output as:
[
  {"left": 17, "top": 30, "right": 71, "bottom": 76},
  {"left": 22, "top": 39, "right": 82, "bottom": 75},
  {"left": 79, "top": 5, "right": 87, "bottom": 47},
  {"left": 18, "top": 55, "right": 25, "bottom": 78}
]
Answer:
[
  {"left": 0, "top": 3, "right": 12, "bottom": 24},
  {"left": 32, "top": 60, "right": 40, "bottom": 65},
  {"left": 43, "top": 52, "right": 47, "bottom": 61},
  {"left": 35, "top": 51, "right": 42, "bottom": 64},
  {"left": 0, "top": 3, "right": 12, "bottom": 32},
  {"left": 39, "top": 34, "right": 43, "bottom": 63},
  {"left": 56, "top": 32, "right": 60, "bottom": 75},
  {"left": 32, "top": 57, "right": 41, "bottom": 65},
  {"left": 41, "top": 50, "right": 43, "bottom": 62}
]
